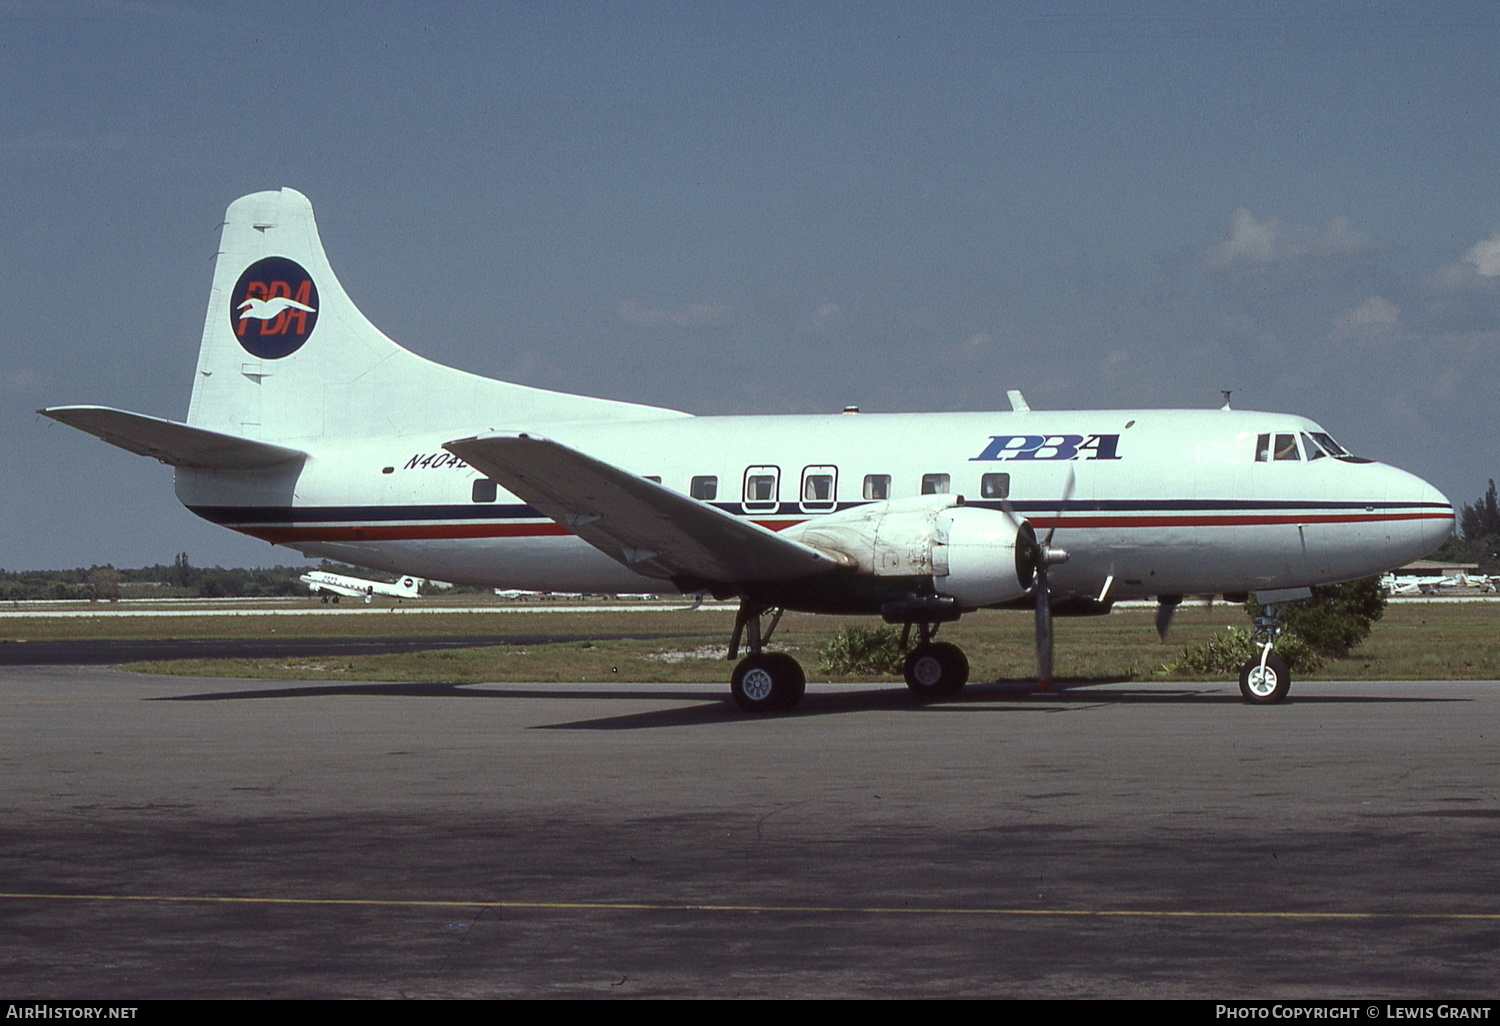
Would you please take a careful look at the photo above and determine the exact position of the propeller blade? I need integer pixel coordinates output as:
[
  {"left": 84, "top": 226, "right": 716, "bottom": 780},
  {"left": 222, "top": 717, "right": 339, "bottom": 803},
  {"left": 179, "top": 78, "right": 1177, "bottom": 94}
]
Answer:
[
  {"left": 1035, "top": 562, "right": 1054, "bottom": 689},
  {"left": 1155, "top": 595, "right": 1182, "bottom": 640},
  {"left": 1041, "top": 467, "right": 1077, "bottom": 549}
]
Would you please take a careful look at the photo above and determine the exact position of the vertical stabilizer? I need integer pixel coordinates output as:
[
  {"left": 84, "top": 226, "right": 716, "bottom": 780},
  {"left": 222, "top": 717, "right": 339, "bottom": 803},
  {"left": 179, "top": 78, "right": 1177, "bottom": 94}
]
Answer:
[{"left": 188, "top": 188, "right": 685, "bottom": 444}]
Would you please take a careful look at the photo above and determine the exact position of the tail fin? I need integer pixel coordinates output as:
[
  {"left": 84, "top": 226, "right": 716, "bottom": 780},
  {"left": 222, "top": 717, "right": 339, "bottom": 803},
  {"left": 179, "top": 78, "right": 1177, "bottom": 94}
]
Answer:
[{"left": 188, "top": 188, "right": 685, "bottom": 444}]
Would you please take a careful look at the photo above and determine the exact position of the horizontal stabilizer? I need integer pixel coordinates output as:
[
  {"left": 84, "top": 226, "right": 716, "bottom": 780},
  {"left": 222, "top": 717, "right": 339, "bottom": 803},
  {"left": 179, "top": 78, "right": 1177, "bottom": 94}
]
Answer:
[
  {"left": 41, "top": 406, "right": 307, "bottom": 470},
  {"left": 444, "top": 432, "right": 846, "bottom": 585}
]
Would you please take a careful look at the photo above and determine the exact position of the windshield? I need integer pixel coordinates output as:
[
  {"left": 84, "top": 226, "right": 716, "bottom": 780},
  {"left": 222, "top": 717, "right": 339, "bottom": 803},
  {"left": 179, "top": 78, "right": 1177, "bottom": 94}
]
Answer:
[{"left": 1307, "top": 429, "right": 1371, "bottom": 464}]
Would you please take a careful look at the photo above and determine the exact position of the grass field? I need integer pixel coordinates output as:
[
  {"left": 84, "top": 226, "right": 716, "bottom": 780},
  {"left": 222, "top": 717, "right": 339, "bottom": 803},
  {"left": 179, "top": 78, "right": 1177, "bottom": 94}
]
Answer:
[{"left": 4, "top": 599, "right": 1495, "bottom": 684}]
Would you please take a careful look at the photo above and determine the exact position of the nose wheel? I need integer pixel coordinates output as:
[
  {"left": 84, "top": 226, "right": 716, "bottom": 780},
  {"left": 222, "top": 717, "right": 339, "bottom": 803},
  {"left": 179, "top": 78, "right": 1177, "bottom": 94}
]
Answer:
[
  {"left": 1238, "top": 602, "right": 1293, "bottom": 704},
  {"left": 1239, "top": 652, "right": 1291, "bottom": 704}
]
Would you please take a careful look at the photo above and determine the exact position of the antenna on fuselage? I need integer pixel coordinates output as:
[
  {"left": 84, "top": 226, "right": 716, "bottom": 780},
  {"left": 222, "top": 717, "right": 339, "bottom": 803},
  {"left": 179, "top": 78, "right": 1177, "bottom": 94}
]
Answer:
[
  {"left": 1007, "top": 390, "right": 1031, "bottom": 413},
  {"left": 1220, "top": 390, "right": 1233, "bottom": 410}
]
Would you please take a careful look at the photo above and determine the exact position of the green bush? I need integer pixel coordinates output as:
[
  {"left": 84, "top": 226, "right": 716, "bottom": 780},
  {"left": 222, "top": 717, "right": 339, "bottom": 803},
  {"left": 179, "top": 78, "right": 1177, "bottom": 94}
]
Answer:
[
  {"left": 819, "top": 625, "right": 905, "bottom": 676},
  {"left": 1246, "top": 577, "right": 1386, "bottom": 658},
  {"left": 1166, "top": 626, "right": 1323, "bottom": 676}
]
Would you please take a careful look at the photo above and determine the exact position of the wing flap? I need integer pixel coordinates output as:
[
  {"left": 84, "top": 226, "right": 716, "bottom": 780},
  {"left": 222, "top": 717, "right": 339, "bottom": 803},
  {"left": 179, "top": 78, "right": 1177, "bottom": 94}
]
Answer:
[
  {"left": 41, "top": 406, "right": 306, "bottom": 471},
  {"left": 443, "top": 432, "right": 845, "bottom": 585}
]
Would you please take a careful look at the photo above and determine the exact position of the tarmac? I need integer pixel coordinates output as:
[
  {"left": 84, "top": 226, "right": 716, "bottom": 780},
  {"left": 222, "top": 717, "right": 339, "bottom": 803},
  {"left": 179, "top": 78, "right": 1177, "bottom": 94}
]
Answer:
[{"left": 1, "top": 661, "right": 1497, "bottom": 998}]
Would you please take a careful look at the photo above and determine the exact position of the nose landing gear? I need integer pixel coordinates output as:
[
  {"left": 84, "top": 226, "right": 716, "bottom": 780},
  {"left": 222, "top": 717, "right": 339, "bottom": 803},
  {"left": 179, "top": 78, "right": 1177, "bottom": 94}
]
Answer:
[{"left": 1239, "top": 602, "right": 1292, "bottom": 704}]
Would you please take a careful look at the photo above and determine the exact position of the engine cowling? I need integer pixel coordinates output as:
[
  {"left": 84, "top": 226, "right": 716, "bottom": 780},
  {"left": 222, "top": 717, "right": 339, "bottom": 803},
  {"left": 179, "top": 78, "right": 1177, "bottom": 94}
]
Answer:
[
  {"left": 934, "top": 505, "right": 1036, "bottom": 607},
  {"left": 780, "top": 496, "right": 1037, "bottom": 609}
]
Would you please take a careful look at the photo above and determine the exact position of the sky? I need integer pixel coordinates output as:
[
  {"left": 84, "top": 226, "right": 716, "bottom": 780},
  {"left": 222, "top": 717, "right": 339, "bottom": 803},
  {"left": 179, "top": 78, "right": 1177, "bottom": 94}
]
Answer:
[{"left": 3, "top": 0, "right": 1499, "bottom": 570}]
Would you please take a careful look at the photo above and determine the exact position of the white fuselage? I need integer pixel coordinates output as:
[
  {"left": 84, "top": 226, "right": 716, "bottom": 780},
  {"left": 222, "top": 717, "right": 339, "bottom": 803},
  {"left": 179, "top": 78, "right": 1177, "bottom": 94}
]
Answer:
[{"left": 176, "top": 407, "right": 1452, "bottom": 605}]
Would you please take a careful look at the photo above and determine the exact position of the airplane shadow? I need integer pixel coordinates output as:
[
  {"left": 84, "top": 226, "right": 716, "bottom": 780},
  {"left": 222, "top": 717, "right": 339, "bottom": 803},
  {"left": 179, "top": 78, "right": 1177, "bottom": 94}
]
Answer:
[{"left": 151, "top": 675, "right": 1470, "bottom": 732}]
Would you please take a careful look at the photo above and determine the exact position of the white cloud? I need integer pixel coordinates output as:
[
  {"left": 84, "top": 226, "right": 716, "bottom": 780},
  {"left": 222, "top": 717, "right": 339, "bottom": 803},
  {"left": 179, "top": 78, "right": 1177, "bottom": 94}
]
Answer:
[
  {"left": 1333, "top": 295, "right": 1400, "bottom": 339},
  {"left": 3, "top": 368, "right": 44, "bottom": 396},
  {"left": 798, "top": 302, "right": 847, "bottom": 336},
  {"left": 1203, "top": 208, "right": 1384, "bottom": 270},
  {"left": 1463, "top": 232, "right": 1500, "bottom": 277},
  {"left": 616, "top": 299, "right": 737, "bottom": 332}
]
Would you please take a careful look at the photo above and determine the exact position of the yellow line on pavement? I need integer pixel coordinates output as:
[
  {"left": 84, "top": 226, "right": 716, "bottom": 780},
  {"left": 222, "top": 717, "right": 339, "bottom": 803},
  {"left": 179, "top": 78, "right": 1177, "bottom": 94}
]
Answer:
[{"left": 2, "top": 891, "right": 1498, "bottom": 921}]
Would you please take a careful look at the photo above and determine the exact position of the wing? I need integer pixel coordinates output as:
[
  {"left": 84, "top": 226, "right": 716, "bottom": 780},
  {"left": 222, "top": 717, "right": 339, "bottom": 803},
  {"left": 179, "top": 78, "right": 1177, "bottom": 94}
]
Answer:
[
  {"left": 443, "top": 432, "right": 848, "bottom": 587},
  {"left": 41, "top": 406, "right": 306, "bottom": 471}
]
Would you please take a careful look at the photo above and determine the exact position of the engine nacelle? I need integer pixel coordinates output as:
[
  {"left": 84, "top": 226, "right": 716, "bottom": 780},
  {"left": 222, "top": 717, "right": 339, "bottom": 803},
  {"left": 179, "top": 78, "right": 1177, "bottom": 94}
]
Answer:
[
  {"left": 781, "top": 496, "right": 1036, "bottom": 610},
  {"left": 934, "top": 505, "right": 1036, "bottom": 608}
]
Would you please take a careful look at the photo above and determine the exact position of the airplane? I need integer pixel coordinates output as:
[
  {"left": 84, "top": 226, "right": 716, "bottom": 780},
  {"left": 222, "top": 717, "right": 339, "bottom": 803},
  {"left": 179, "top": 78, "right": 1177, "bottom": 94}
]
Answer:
[
  {"left": 40, "top": 188, "right": 1455, "bottom": 711},
  {"left": 300, "top": 570, "right": 422, "bottom": 603}
]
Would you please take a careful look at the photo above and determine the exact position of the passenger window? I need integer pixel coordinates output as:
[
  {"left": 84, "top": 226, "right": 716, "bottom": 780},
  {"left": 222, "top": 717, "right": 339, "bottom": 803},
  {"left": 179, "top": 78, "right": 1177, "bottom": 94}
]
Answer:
[
  {"left": 742, "top": 466, "right": 780, "bottom": 513},
  {"left": 1273, "top": 434, "right": 1300, "bottom": 461},
  {"left": 981, "top": 473, "right": 1010, "bottom": 500},
  {"left": 921, "top": 473, "right": 951, "bottom": 495},
  {"left": 801, "top": 466, "right": 837, "bottom": 513},
  {"left": 471, "top": 479, "right": 497, "bottom": 503},
  {"left": 691, "top": 476, "right": 718, "bottom": 500},
  {"left": 863, "top": 474, "right": 891, "bottom": 500},
  {"left": 644, "top": 475, "right": 662, "bottom": 483}
]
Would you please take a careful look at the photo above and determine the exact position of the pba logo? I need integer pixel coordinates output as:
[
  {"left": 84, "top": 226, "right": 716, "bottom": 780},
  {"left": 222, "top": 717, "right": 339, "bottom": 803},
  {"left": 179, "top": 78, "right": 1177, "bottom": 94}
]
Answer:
[
  {"left": 971, "top": 434, "right": 1122, "bottom": 461},
  {"left": 230, "top": 257, "right": 319, "bottom": 359}
]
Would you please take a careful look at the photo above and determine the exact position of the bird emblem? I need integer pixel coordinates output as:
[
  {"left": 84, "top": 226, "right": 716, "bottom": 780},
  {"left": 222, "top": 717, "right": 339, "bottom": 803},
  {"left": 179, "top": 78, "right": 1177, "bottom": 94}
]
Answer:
[{"left": 237, "top": 296, "right": 318, "bottom": 320}]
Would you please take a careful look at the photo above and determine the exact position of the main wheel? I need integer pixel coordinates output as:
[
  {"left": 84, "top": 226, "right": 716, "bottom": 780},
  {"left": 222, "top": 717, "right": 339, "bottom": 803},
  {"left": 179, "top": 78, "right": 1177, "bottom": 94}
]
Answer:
[
  {"left": 731, "top": 653, "right": 806, "bottom": 713},
  {"left": 903, "top": 642, "right": 969, "bottom": 699},
  {"left": 1239, "top": 652, "right": 1291, "bottom": 704}
]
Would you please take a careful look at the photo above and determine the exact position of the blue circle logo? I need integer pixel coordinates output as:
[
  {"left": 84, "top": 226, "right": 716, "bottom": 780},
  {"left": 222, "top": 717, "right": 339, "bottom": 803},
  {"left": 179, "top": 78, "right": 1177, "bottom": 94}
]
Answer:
[{"left": 230, "top": 257, "right": 319, "bottom": 359}]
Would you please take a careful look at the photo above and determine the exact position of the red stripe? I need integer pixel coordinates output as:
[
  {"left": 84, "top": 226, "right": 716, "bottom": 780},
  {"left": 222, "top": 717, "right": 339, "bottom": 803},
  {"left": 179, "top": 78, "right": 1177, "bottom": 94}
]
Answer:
[{"left": 1026, "top": 512, "right": 1455, "bottom": 529}]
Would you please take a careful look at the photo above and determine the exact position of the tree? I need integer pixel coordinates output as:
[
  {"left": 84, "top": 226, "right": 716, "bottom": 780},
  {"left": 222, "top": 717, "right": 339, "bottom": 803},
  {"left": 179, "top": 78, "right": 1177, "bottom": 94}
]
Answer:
[
  {"left": 88, "top": 565, "right": 122, "bottom": 601},
  {"left": 171, "top": 551, "right": 195, "bottom": 589},
  {"left": 1457, "top": 480, "right": 1500, "bottom": 573}
]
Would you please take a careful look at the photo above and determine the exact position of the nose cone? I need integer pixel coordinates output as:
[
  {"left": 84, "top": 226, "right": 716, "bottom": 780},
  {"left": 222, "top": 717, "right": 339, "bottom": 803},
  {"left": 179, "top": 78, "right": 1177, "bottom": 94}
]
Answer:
[{"left": 1388, "top": 467, "right": 1455, "bottom": 566}]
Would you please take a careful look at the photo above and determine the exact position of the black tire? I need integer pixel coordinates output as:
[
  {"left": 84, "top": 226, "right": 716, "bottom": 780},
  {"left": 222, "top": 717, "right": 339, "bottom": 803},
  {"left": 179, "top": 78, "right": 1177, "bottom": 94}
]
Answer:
[
  {"left": 1239, "top": 652, "right": 1291, "bottom": 704},
  {"left": 731, "top": 653, "right": 806, "bottom": 713},
  {"left": 903, "top": 642, "right": 969, "bottom": 699},
  {"left": 762, "top": 652, "right": 806, "bottom": 709}
]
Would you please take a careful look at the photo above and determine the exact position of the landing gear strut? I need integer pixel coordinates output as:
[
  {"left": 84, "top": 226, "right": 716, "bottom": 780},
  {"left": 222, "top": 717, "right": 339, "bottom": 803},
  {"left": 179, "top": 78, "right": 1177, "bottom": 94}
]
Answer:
[
  {"left": 1238, "top": 603, "right": 1292, "bottom": 704},
  {"left": 727, "top": 602, "right": 805, "bottom": 713},
  {"left": 899, "top": 621, "right": 969, "bottom": 699}
]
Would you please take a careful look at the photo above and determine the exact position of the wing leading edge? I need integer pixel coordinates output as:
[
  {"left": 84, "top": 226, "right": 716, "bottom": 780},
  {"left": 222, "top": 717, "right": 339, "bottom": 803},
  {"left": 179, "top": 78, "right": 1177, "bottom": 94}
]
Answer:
[{"left": 443, "top": 432, "right": 848, "bottom": 588}]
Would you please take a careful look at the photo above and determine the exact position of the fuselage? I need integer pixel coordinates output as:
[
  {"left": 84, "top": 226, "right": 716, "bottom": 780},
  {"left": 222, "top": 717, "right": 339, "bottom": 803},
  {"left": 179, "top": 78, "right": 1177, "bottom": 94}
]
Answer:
[{"left": 175, "top": 407, "right": 1453, "bottom": 605}]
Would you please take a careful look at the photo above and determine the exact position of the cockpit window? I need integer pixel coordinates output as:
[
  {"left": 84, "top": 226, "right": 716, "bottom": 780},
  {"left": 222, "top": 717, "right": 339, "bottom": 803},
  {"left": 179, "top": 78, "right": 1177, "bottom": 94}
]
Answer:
[
  {"left": 1309, "top": 431, "right": 1370, "bottom": 462},
  {"left": 1254, "top": 432, "right": 1302, "bottom": 462},
  {"left": 1310, "top": 432, "right": 1346, "bottom": 457},
  {"left": 1258, "top": 429, "right": 1369, "bottom": 465}
]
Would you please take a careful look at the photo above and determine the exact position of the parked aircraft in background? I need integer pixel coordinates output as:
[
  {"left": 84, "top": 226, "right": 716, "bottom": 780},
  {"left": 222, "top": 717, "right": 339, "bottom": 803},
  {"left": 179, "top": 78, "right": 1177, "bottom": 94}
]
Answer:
[
  {"left": 300, "top": 570, "right": 422, "bottom": 603},
  {"left": 42, "top": 189, "right": 1454, "bottom": 710}
]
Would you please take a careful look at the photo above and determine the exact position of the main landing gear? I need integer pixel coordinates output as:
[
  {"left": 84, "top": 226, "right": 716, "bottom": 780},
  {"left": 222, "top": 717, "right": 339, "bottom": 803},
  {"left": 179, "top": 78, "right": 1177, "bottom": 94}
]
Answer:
[
  {"left": 1239, "top": 602, "right": 1292, "bottom": 704},
  {"left": 898, "top": 621, "right": 969, "bottom": 699},
  {"left": 725, "top": 603, "right": 971, "bottom": 713},
  {"left": 727, "top": 603, "right": 804, "bottom": 713}
]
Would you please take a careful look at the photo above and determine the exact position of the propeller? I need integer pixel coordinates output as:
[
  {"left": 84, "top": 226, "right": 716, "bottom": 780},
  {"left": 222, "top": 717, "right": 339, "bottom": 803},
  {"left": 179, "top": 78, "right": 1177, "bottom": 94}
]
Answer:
[
  {"left": 1155, "top": 595, "right": 1183, "bottom": 640},
  {"left": 1009, "top": 468, "right": 1074, "bottom": 690}
]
